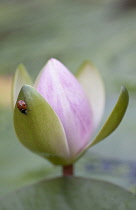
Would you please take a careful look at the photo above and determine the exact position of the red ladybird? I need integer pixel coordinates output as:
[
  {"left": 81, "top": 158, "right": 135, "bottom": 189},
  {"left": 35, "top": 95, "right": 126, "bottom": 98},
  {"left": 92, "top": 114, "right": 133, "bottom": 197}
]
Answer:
[{"left": 16, "top": 100, "right": 27, "bottom": 115}]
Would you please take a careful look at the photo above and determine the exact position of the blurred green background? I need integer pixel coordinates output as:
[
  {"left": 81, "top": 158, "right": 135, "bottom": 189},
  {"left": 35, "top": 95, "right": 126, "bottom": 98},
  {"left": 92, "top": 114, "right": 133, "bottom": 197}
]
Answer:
[{"left": 0, "top": 0, "right": 136, "bottom": 196}]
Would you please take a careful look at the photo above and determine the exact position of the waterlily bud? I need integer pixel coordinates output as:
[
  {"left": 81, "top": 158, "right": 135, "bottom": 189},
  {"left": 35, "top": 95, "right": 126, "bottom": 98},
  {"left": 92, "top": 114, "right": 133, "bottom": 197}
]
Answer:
[{"left": 13, "top": 59, "right": 129, "bottom": 165}]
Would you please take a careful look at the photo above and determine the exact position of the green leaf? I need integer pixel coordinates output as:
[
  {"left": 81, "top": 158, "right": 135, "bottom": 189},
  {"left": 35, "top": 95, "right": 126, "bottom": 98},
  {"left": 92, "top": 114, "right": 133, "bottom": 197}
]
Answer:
[
  {"left": 87, "top": 86, "right": 129, "bottom": 148},
  {"left": 14, "top": 85, "right": 70, "bottom": 164},
  {"left": 0, "top": 177, "right": 136, "bottom": 210},
  {"left": 76, "top": 61, "right": 105, "bottom": 130},
  {"left": 12, "top": 64, "right": 32, "bottom": 108}
]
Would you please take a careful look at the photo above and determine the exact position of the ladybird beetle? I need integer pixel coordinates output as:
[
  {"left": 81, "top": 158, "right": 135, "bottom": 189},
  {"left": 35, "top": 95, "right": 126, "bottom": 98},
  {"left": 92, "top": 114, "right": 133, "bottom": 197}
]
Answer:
[{"left": 16, "top": 100, "right": 27, "bottom": 115}]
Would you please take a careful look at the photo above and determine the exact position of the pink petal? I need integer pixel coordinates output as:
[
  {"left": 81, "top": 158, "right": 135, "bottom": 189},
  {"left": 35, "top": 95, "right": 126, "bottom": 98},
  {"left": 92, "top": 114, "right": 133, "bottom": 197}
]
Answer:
[{"left": 35, "top": 58, "right": 94, "bottom": 157}]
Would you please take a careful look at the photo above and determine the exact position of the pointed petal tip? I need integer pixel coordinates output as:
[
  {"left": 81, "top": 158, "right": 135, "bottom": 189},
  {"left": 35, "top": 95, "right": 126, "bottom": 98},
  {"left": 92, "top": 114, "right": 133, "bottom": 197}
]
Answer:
[
  {"left": 81, "top": 60, "right": 95, "bottom": 67},
  {"left": 76, "top": 60, "right": 97, "bottom": 76},
  {"left": 48, "top": 58, "right": 60, "bottom": 64},
  {"left": 121, "top": 85, "right": 129, "bottom": 95},
  {"left": 120, "top": 85, "right": 129, "bottom": 106},
  {"left": 12, "top": 65, "right": 32, "bottom": 108},
  {"left": 47, "top": 58, "right": 69, "bottom": 70},
  {"left": 17, "top": 63, "right": 25, "bottom": 69},
  {"left": 50, "top": 57, "right": 56, "bottom": 61},
  {"left": 121, "top": 85, "right": 126, "bottom": 91}
]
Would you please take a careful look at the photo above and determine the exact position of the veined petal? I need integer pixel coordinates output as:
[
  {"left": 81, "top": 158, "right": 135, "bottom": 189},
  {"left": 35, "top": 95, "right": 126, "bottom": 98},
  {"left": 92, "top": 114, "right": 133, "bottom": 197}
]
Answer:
[
  {"left": 76, "top": 61, "right": 105, "bottom": 130},
  {"left": 35, "top": 58, "right": 94, "bottom": 157},
  {"left": 14, "top": 85, "right": 70, "bottom": 160},
  {"left": 12, "top": 64, "right": 32, "bottom": 108}
]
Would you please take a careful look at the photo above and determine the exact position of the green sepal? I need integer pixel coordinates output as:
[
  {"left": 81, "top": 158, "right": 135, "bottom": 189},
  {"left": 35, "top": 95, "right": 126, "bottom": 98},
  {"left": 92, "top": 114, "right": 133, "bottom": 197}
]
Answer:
[
  {"left": 14, "top": 85, "right": 70, "bottom": 164},
  {"left": 12, "top": 64, "right": 32, "bottom": 108},
  {"left": 76, "top": 86, "right": 129, "bottom": 159}
]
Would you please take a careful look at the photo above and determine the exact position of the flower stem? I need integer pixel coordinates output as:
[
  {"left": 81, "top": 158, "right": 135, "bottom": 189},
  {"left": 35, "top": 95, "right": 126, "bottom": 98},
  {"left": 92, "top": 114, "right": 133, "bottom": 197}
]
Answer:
[{"left": 62, "top": 164, "right": 74, "bottom": 176}]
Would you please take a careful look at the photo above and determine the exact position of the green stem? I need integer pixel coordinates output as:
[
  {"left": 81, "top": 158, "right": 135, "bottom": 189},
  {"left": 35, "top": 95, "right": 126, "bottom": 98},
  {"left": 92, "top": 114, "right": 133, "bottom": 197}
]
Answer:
[{"left": 62, "top": 164, "right": 74, "bottom": 176}]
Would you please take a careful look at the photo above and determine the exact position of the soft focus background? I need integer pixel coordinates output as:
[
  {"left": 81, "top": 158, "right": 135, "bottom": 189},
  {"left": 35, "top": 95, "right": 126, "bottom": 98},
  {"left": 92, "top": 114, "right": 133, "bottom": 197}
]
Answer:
[{"left": 0, "top": 0, "right": 136, "bottom": 196}]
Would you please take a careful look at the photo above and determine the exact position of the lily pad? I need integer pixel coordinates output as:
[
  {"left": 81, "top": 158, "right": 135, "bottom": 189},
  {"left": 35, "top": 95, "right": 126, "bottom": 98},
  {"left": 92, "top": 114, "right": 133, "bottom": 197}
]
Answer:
[{"left": 0, "top": 177, "right": 136, "bottom": 210}]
